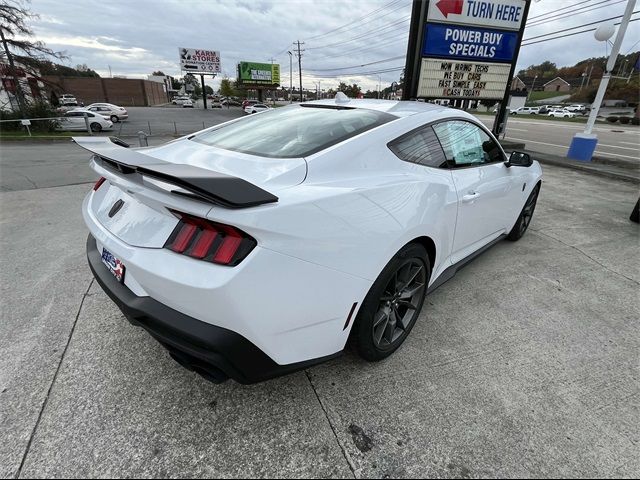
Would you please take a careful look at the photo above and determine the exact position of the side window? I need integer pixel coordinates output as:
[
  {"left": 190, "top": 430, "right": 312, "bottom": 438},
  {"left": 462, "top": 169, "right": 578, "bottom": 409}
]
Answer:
[
  {"left": 388, "top": 126, "right": 447, "bottom": 168},
  {"left": 432, "top": 121, "right": 504, "bottom": 167}
]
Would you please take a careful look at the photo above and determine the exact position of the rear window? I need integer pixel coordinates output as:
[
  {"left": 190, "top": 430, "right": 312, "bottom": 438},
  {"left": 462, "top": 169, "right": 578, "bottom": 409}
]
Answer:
[{"left": 192, "top": 105, "right": 396, "bottom": 158}]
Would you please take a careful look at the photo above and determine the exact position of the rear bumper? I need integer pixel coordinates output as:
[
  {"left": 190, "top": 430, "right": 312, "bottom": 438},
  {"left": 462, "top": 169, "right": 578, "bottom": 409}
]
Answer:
[{"left": 86, "top": 234, "right": 340, "bottom": 384}]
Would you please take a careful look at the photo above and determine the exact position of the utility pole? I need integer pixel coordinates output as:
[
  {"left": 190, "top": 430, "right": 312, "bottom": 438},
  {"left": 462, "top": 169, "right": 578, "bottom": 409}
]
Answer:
[
  {"left": 294, "top": 40, "right": 304, "bottom": 102},
  {"left": 568, "top": 0, "right": 636, "bottom": 161},
  {"left": 0, "top": 27, "right": 27, "bottom": 115},
  {"left": 288, "top": 51, "right": 293, "bottom": 103}
]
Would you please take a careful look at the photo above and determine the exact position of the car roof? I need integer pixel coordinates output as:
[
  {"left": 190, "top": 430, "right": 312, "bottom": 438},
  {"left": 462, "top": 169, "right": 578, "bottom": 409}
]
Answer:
[{"left": 302, "top": 99, "right": 449, "bottom": 118}]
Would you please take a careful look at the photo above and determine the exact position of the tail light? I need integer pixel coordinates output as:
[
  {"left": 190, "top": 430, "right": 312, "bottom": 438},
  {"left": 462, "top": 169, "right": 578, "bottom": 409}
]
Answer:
[
  {"left": 93, "top": 176, "right": 106, "bottom": 191},
  {"left": 164, "top": 211, "right": 256, "bottom": 266}
]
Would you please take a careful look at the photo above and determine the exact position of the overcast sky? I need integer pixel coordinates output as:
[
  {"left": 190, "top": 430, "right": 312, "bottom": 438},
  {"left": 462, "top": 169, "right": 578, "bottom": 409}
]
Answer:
[{"left": 27, "top": 0, "right": 640, "bottom": 92}]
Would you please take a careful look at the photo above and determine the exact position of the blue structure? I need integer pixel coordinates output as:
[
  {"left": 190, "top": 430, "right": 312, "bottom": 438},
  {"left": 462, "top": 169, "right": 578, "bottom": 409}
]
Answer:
[{"left": 567, "top": 133, "right": 598, "bottom": 162}]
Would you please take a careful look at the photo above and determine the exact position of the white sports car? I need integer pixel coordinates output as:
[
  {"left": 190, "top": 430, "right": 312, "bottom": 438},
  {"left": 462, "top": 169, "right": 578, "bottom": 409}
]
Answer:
[{"left": 76, "top": 96, "right": 542, "bottom": 384}]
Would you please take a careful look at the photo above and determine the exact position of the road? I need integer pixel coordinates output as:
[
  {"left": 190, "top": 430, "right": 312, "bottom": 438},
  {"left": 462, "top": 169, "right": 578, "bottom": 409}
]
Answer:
[
  {"left": 1, "top": 137, "right": 639, "bottom": 477},
  {"left": 476, "top": 115, "right": 640, "bottom": 164}
]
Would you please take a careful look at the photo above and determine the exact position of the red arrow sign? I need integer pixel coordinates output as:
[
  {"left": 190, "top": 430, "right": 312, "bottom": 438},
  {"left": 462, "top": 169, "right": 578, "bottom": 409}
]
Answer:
[{"left": 436, "top": 0, "right": 464, "bottom": 17}]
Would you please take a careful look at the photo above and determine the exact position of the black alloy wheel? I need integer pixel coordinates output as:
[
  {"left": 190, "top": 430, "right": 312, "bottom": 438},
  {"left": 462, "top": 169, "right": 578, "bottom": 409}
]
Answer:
[
  {"left": 508, "top": 184, "right": 540, "bottom": 241},
  {"left": 351, "top": 243, "right": 430, "bottom": 361},
  {"left": 373, "top": 259, "right": 427, "bottom": 349}
]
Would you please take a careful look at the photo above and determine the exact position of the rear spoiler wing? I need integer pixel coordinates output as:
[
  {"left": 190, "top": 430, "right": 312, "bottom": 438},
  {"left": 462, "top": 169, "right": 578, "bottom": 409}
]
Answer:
[{"left": 73, "top": 136, "right": 278, "bottom": 209}]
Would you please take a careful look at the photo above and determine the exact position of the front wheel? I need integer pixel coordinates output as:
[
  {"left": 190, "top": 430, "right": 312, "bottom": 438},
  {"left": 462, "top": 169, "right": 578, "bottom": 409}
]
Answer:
[
  {"left": 508, "top": 184, "right": 540, "bottom": 241},
  {"left": 110, "top": 115, "right": 119, "bottom": 123},
  {"left": 351, "top": 244, "right": 430, "bottom": 361},
  {"left": 90, "top": 122, "right": 102, "bottom": 132}
]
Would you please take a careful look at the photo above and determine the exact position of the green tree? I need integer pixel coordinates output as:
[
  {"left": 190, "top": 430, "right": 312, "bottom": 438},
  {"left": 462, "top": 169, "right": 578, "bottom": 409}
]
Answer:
[
  {"left": 151, "top": 70, "right": 166, "bottom": 76},
  {"left": 337, "top": 82, "right": 361, "bottom": 98},
  {"left": 220, "top": 78, "right": 234, "bottom": 97}
]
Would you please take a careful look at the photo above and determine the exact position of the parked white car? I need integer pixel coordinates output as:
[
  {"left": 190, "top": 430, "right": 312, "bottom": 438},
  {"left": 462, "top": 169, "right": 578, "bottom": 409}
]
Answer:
[
  {"left": 75, "top": 96, "right": 542, "bottom": 384},
  {"left": 564, "top": 104, "right": 587, "bottom": 113},
  {"left": 182, "top": 99, "right": 194, "bottom": 108},
  {"left": 245, "top": 103, "right": 270, "bottom": 114},
  {"left": 510, "top": 106, "right": 540, "bottom": 115},
  {"left": 59, "top": 93, "right": 78, "bottom": 106},
  {"left": 548, "top": 109, "right": 576, "bottom": 118},
  {"left": 57, "top": 109, "right": 113, "bottom": 132},
  {"left": 86, "top": 103, "right": 129, "bottom": 123},
  {"left": 172, "top": 96, "right": 192, "bottom": 106}
]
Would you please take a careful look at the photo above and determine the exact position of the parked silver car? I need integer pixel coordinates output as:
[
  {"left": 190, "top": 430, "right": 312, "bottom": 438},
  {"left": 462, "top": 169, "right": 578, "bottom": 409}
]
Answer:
[{"left": 86, "top": 103, "right": 129, "bottom": 123}]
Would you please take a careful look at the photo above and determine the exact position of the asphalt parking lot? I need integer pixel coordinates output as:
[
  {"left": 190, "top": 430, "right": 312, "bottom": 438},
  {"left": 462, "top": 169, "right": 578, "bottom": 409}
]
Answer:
[{"left": 1, "top": 136, "right": 638, "bottom": 477}]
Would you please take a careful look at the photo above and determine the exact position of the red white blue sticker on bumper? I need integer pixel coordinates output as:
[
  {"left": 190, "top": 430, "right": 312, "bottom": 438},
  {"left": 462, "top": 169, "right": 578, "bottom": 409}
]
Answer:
[{"left": 101, "top": 247, "right": 125, "bottom": 283}]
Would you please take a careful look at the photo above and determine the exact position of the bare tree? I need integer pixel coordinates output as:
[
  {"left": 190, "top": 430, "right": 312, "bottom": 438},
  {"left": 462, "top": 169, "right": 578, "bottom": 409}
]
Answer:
[{"left": 0, "top": 0, "right": 65, "bottom": 114}]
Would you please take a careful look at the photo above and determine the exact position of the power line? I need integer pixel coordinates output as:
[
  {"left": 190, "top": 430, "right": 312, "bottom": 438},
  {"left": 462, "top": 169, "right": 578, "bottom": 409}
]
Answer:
[
  {"left": 523, "top": 12, "right": 639, "bottom": 42},
  {"left": 522, "top": 17, "right": 640, "bottom": 46},
  {"left": 305, "top": 0, "right": 402, "bottom": 41},
  {"left": 306, "top": 55, "right": 405, "bottom": 72},
  {"left": 527, "top": 0, "right": 627, "bottom": 28},
  {"left": 528, "top": 0, "right": 606, "bottom": 21},
  {"left": 307, "top": 16, "right": 410, "bottom": 50}
]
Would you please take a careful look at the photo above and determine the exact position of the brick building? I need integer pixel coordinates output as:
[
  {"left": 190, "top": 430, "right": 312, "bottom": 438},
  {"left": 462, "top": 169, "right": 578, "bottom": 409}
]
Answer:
[
  {"left": 543, "top": 77, "right": 571, "bottom": 93},
  {"left": 43, "top": 76, "right": 169, "bottom": 106}
]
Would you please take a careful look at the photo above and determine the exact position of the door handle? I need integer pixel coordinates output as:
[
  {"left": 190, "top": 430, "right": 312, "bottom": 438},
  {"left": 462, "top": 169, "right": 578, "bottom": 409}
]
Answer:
[{"left": 462, "top": 191, "right": 478, "bottom": 203}]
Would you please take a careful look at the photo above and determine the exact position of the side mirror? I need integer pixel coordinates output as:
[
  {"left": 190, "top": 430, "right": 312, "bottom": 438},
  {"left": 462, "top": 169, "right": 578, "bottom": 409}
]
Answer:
[{"left": 505, "top": 151, "right": 532, "bottom": 168}]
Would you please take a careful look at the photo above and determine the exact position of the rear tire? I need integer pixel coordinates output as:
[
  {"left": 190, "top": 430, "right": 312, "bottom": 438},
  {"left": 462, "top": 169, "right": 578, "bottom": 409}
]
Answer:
[
  {"left": 351, "top": 244, "right": 430, "bottom": 362},
  {"left": 508, "top": 184, "right": 540, "bottom": 241}
]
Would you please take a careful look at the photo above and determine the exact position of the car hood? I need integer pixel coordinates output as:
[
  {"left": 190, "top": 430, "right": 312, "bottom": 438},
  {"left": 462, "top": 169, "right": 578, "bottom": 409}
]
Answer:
[{"left": 139, "top": 137, "right": 307, "bottom": 191}]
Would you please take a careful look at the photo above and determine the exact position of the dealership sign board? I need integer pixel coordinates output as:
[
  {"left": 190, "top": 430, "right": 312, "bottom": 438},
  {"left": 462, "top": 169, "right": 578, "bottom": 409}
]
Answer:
[
  {"left": 418, "top": 58, "right": 511, "bottom": 99},
  {"left": 237, "top": 62, "right": 281, "bottom": 86},
  {"left": 405, "top": 0, "right": 529, "bottom": 106},
  {"left": 179, "top": 48, "right": 221, "bottom": 74},
  {"left": 427, "top": 0, "right": 525, "bottom": 30}
]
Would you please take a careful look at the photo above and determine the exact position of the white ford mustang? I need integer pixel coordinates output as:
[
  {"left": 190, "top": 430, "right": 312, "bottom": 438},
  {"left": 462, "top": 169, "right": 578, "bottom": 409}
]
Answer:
[{"left": 76, "top": 96, "right": 542, "bottom": 384}]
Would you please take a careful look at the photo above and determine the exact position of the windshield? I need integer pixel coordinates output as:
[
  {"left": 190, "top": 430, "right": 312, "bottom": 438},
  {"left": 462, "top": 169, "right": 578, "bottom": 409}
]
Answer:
[{"left": 192, "top": 105, "right": 396, "bottom": 158}]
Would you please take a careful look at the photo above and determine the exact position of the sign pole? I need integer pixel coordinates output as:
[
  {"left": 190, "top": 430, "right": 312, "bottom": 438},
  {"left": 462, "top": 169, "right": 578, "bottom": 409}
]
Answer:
[
  {"left": 200, "top": 74, "right": 207, "bottom": 110},
  {"left": 492, "top": 0, "right": 532, "bottom": 136},
  {"left": 402, "top": 0, "right": 429, "bottom": 100}
]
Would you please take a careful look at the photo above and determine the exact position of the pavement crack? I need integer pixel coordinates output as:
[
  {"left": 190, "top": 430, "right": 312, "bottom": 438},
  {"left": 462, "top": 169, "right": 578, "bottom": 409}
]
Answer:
[
  {"left": 15, "top": 278, "right": 94, "bottom": 479},
  {"left": 534, "top": 230, "right": 640, "bottom": 287},
  {"left": 21, "top": 174, "right": 38, "bottom": 189},
  {"left": 305, "top": 370, "right": 358, "bottom": 479}
]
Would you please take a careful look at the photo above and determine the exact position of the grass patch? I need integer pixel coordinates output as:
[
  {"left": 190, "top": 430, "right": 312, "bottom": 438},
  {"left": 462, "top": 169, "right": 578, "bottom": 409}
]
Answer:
[{"left": 528, "top": 91, "right": 571, "bottom": 102}]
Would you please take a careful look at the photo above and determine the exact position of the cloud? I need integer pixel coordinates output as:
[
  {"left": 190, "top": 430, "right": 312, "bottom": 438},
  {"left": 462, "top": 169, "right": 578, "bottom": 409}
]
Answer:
[{"left": 24, "top": 0, "right": 640, "bottom": 92}]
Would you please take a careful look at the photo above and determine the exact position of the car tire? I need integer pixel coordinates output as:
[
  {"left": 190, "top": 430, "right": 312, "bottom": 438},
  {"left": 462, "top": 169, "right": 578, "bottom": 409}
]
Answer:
[
  {"left": 110, "top": 115, "right": 119, "bottom": 123},
  {"left": 507, "top": 184, "right": 540, "bottom": 241},
  {"left": 351, "top": 243, "right": 430, "bottom": 362},
  {"left": 90, "top": 122, "right": 102, "bottom": 133}
]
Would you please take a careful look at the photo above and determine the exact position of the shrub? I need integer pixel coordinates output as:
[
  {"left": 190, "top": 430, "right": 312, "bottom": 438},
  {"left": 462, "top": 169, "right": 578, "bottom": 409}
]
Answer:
[
  {"left": 619, "top": 116, "right": 631, "bottom": 124},
  {"left": 0, "top": 102, "right": 59, "bottom": 132},
  {"left": 606, "top": 116, "right": 619, "bottom": 123}
]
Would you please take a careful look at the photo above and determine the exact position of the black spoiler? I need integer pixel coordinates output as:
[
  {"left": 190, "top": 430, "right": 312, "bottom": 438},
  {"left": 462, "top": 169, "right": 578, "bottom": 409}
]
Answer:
[{"left": 73, "top": 136, "right": 278, "bottom": 209}]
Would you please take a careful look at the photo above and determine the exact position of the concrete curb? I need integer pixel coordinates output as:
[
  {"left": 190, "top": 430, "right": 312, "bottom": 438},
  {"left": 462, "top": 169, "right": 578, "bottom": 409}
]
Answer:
[{"left": 503, "top": 147, "right": 639, "bottom": 185}]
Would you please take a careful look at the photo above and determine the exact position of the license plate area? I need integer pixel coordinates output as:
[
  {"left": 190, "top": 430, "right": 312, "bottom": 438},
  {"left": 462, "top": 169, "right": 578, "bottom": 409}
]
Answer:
[{"left": 101, "top": 247, "right": 125, "bottom": 283}]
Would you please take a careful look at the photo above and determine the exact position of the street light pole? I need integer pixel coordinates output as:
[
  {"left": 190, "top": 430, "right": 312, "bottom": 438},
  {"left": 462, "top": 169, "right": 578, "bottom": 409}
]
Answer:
[
  {"left": 568, "top": 0, "right": 636, "bottom": 161},
  {"left": 527, "top": 75, "right": 538, "bottom": 102}
]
